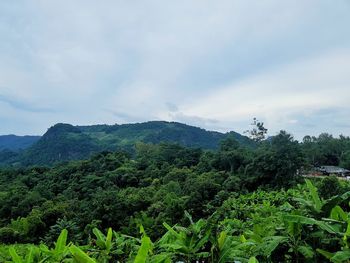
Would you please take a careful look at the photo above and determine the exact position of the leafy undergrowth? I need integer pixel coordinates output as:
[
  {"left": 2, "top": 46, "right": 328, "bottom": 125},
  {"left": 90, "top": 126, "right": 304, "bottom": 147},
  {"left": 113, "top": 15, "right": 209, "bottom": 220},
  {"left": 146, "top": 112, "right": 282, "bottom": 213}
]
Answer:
[{"left": 2, "top": 180, "right": 350, "bottom": 262}]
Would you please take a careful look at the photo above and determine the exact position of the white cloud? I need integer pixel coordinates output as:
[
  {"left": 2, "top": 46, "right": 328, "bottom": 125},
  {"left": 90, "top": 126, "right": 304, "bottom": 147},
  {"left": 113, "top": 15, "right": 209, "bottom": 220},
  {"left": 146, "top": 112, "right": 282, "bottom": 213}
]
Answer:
[
  {"left": 0, "top": 0, "right": 349, "bottom": 137},
  {"left": 178, "top": 48, "right": 350, "bottom": 138}
]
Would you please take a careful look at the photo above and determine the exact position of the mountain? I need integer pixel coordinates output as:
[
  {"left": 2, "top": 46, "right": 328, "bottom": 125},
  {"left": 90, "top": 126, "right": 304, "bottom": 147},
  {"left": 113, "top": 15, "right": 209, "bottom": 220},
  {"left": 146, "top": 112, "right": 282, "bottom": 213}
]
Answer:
[
  {"left": 21, "top": 124, "right": 99, "bottom": 166},
  {"left": 0, "top": 121, "right": 254, "bottom": 166},
  {"left": 0, "top": 135, "right": 40, "bottom": 151}
]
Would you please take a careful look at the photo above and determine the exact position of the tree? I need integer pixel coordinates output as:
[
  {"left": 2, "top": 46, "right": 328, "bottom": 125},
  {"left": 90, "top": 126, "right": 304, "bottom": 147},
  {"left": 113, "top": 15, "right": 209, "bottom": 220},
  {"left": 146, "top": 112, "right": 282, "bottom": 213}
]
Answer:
[
  {"left": 215, "top": 137, "right": 249, "bottom": 174},
  {"left": 245, "top": 118, "right": 268, "bottom": 142},
  {"left": 246, "top": 131, "right": 304, "bottom": 188},
  {"left": 340, "top": 150, "right": 350, "bottom": 169}
]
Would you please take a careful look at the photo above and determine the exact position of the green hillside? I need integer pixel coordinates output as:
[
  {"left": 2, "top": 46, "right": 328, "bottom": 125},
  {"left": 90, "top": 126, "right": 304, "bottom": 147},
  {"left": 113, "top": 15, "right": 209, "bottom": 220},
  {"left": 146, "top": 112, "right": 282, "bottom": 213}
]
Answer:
[
  {"left": 1, "top": 131, "right": 350, "bottom": 262},
  {"left": 21, "top": 124, "right": 100, "bottom": 166},
  {"left": 78, "top": 121, "right": 253, "bottom": 149},
  {"left": 0, "top": 135, "right": 40, "bottom": 151},
  {"left": 0, "top": 121, "right": 254, "bottom": 166}
]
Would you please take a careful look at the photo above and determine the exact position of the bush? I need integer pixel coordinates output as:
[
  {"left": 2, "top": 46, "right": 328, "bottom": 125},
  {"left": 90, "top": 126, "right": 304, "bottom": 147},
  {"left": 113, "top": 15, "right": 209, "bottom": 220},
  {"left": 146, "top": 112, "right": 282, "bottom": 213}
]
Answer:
[
  {"left": 318, "top": 176, "right": 342, "bottom": 199},
  {"left": 0, "top": 227, "right": 18, "bottom": 244}
]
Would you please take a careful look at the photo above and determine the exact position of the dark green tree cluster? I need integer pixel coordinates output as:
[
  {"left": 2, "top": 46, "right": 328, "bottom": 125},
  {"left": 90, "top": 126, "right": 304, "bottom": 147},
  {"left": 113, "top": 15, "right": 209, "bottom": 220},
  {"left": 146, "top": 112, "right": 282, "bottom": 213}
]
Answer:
[
  {"left": 301, "top": 133, "right": 350, "bottom": 168},
  {"left": 0, "top": 130, "right": 304, "bottom": 246}
]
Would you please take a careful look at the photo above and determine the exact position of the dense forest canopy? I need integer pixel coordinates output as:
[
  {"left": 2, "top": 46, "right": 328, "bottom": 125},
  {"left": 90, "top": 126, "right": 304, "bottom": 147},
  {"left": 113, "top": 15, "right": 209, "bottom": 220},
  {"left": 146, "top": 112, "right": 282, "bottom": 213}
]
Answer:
[{"left": 1, "top": 125, "right": 350, "bottom": 262}]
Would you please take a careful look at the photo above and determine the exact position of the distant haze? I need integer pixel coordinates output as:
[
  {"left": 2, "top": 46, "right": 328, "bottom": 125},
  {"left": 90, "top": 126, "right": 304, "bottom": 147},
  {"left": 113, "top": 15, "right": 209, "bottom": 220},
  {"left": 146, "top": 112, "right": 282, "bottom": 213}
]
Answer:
[{"left": 0, "top": 1, "right": 350, "bottom": 139}]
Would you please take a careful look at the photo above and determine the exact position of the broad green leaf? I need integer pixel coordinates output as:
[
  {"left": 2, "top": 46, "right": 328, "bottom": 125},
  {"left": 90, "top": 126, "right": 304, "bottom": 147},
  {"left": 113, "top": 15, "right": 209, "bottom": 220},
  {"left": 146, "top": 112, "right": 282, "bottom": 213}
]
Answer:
[
  {"left": 317, "top": 248, "right": 334, "bottom": 260},
  {"left": 248, "top": 256, "right": 259, "bottom": 263},
  {"left": 345, "top": 220, "right": 350, "bottom": 237},
  {"left": 240, "top": 235, "right": 247, "bottom": 243},
  {"left": 39, "top": 244, "right": 50, "bottom": 253},
  {"left": 283, "top": 214, "right": 338, "bottom": 234},
  {"left": 105, "top": 227, "right": 113, "bottom": 253},
  {"left": 9, "top": 247, "right": 23, "bottom": 263},
  {"left": 25, "top": 247, "right": 36, "bottom": 263},
  {"left": 149, "top": 253, "right": 172, "bottom": 263},
  {"left": 93, "top": 228, "right": 106, "bottom": 249},
  {"left": 305, "top": 179, "right": 322, "bottom": 212},
  {"left": 163, "top": 222, "right": 182, "bottom": 240},
  {"left": 331, "top": 249, "right": 350, "bottom": 263},
  {"left": 260, "top": 236, "right": 288, "bottom": 257},
  {"left": 134, "top": 234, "right": 152, "bottom": 263},
  {"left": 330, "top": 205, "right": 348, "bottom": 221},
  {"left": 217, "top": 231, "right": 227, "bottom": 250},
  {"left": 55, "top": 229, "right": 68, "bottom": 254},
  {"left": 297, "top": 245, "right": 314, "bottom": 258},
  {"left": 69, "top": 245, "right": 96, "bottom": 263},
  {"left": 284, "top": 214, "right": 317, "bottom": 225},
  {"left": 316, "top": 221, "right": 339, "bottom": 235},
  {"left": 322, "top": 191, "right": 350, "bottom": 215}
]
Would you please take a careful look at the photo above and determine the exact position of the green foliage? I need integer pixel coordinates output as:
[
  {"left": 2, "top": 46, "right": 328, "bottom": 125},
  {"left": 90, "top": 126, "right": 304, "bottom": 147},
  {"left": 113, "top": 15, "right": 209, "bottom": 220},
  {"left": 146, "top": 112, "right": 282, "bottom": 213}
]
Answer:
[
  {"left": 301, "top": 133, "right": 350, "bottom": 166},
  {"left": 0, "top": 121, "right": 255, "bottom": 167},
  {"left": 2, "top": 178, "right": 350, "bottom": 262},
  {"left": 2, "top": 130, "right": 350, "bottom": 262},
  {"left": 340, "top": 150, "right": 350, "bottom": 170},
  {"left": 134, "top": 226, "right": 153, "bottom": 263},
  {"left": 318, "top": 176, "right": 343, "bottom": 200}
]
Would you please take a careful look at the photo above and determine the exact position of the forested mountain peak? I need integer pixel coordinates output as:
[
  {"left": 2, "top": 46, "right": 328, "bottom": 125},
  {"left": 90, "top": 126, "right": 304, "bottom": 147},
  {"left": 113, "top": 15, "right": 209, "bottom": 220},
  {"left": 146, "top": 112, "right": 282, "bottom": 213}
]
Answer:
[
  {"left": 0, "top": 121, "right": 253, "bottom": 167},
  {"left": 45, "top": 123, "right": 82, "bottom": 137}
]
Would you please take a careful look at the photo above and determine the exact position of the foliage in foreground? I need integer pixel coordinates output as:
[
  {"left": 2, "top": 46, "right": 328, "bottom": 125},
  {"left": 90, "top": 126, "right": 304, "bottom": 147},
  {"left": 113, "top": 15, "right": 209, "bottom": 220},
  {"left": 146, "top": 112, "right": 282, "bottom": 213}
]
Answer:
[
  {"left": 2, "top": 129, "right": 350, "bottom": 262},
  {"left": 2, "top": 179, "right": 350, "bottom": 262}
]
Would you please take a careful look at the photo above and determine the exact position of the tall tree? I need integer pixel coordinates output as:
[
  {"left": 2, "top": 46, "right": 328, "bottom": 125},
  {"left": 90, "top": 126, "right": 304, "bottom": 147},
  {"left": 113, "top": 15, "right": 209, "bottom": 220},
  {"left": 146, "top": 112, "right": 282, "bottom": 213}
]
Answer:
[{"left": 245, "top": 118, "right": 268, "bottom": 142}]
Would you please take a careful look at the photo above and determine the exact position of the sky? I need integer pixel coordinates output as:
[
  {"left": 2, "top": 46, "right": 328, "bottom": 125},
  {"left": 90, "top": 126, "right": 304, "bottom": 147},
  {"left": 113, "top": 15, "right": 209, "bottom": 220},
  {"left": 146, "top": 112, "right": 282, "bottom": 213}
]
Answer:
[{"left": 0, "top": 0, "right": 350, "bottom": 139}]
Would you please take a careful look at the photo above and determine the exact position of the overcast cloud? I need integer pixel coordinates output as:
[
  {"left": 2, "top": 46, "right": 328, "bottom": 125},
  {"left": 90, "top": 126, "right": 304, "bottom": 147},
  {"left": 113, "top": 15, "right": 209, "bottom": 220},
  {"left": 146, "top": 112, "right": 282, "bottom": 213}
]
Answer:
[{"left": 0, "top": 0, "right": 350, "bottom": 139}]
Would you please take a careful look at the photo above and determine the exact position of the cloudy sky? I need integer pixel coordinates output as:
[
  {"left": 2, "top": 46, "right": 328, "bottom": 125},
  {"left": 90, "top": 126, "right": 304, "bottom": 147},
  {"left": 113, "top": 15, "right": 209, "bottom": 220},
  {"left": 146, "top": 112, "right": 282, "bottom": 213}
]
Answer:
[{"left": 0, "top": 1, "right": 350, "bottom": 139}]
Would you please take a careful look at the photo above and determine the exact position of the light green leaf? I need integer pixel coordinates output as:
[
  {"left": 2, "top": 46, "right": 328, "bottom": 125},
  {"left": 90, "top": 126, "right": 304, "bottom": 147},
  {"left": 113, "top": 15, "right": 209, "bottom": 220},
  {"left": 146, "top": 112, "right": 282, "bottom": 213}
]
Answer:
[
  {"left": 305, "top": 179, "right": 322, "bottom": 212},
  {"left": 330, "top": 205, "right": 348, "bottom": 221},
  {"left": 93, "top": 228, "right": 106, "bottom": 249},
  {"left": 134, "top": 236, "right": 152, "bottom": 263},
  {"left": 69, "top": 245, "right": 96, "bottom": 263},
  {"left": 218, "top": 231, "right": 227, "bottom": 251},
  {"left": 105, "top": 227, "right": 113, "bottom": 253},
  {"left": 55, "top": 229, "right": 68, "bottom": 254},
  {"left": 248, "top": 256, "right": 259, "bottom": 263},
  {"left": 9, "top": 247, "right": 23, "bottom": 263},
  {"left": 163, "top": 222, "right": 182, "bottom": 240},
  {"left": 25, "top": 247, "right": 36, "bottom": 263}
]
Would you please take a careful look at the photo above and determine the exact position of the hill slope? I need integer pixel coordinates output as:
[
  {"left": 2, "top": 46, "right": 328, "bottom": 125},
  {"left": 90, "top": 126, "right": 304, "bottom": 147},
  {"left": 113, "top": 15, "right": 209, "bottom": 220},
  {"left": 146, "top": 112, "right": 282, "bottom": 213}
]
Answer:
[
  {"left": 0, "top": 135, "right": 40, "bottom": 151},
  {"left": 21, "top": 124, "right": 99, "bottom": 166},
  {"left": 0, "top": 121, "right": 254, "bottom": 166}
]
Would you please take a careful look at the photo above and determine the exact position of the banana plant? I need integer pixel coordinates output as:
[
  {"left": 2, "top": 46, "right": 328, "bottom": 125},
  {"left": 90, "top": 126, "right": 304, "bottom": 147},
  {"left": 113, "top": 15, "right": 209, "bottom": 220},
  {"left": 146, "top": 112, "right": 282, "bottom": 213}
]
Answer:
[
  {"left": 9, "top": 229, "right": 71, "bottom": 263},
  {"left": 8, "top": 246, "right": 40, "bottom": 263},
  {"left": 69, "top": 245, "right": 96, "bottom": 263},
  {"left": 112, "top": 231, "right": 139, "bottom": 261},
  {"left": 158, "top": 212, "right": 211, "bottom": 262},
  {"left": 134, "top": 225, "right": 153, "bottom": 263},
  {"left": 211, "top": 230, "right": 252, "bottom": 263},
  {"left": 38, "top": 228, "right": 71, "bottom": 262},
  {"left": 317, "top": 205, "right": 350, "bottom": 263},
  {"left": 89, "top": 227, "right": 113, "bottom": 262},
  {"left": 295, "top": 179, "right": 350, "bottom": 219},
  {"left": 132, "top": 225, "right": 171, "bottom": 263}
]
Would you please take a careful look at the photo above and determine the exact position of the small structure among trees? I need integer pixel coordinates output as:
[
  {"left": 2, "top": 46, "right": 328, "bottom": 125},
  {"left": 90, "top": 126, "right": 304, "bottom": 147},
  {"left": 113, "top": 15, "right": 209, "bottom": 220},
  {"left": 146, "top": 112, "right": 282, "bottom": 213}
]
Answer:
[{"left": 316, "top": 165, "right": 350, "bottom": 177}]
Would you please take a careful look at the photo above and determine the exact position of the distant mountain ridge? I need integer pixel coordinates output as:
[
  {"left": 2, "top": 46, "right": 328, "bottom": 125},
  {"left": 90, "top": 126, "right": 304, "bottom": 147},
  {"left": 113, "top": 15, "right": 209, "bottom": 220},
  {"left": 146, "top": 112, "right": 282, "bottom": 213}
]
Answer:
[
  {"left": 0, "top": 135, "right": 40, "bottom": 151},
  {"left": 0, "top": 121, "right": 254, "bottom": 166}
]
